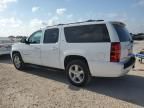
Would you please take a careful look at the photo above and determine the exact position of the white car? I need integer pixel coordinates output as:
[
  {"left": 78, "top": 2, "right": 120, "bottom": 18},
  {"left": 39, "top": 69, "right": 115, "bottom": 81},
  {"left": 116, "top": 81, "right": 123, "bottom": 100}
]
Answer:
[
  {"left": 11, "top": 20, "right": 135, "bottom": 86},
  {"left": 0, "top": 38, "right": 12, "bottom": 56},
  {"left": 0, "top": 44, "right": 12, "bottom": 55}
]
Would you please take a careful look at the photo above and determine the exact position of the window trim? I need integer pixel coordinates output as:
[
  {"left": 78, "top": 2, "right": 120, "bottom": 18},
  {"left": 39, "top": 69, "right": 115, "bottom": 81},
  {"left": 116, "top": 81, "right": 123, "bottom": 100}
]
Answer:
[
  {"left": 28, "top": 30, "right": 42, "bottom": 44},
  {"left": 43, "top": 28, "right": 59, "bottom": 44},
  {"left": 64, "top": 24, "right": 110, "bottom": 43}
]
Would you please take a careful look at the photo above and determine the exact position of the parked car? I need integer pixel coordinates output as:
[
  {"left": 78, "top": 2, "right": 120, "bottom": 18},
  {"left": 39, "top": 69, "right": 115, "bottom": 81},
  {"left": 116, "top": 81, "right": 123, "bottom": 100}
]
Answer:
[
  {"left": 11, "top": 20, "right": 135, "bottom": 86},
  {"left": 0, "top": 38, "right": 12, "bottom": 56}
]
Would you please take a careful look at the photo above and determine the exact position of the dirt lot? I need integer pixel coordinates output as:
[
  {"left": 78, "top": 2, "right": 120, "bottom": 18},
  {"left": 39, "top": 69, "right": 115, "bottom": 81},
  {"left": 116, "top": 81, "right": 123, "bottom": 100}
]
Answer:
[{"left": 0, "top": 41, "right": 144, "bottom": 108}]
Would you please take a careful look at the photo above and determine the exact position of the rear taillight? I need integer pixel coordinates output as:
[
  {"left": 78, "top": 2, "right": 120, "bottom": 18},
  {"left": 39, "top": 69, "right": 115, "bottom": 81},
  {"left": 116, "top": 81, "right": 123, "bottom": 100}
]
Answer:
[{"left": 110, "top": 42, "right": 121, "bottom": 62}]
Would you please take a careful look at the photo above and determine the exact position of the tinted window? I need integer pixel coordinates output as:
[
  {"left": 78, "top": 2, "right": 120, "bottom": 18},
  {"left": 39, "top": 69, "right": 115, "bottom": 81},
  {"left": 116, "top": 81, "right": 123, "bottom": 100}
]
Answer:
[
  {"left": 64, "top": 24, "right": 110, "bottom": 43},
  {"left": 113, "top": 24, "right": 131, "bottom": 42},
  {"left": 28, "top": 30, "right": 42, "bottom": 44},
  {"left": 44, "top": 28, "right": 59, "bottom": 43}
]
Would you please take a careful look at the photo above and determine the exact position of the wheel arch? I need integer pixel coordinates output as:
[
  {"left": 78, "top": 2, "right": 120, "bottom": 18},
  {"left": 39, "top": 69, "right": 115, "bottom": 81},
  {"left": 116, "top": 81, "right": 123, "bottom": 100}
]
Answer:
[
  {"left": 12, "top": 51, "right": 24, "bottom": 62},
  {"left": 12, "top": 51, "right": 21, "bottom": 57},
  {"left": 64, "top": 55, "right": 89, "bottom": 69}
]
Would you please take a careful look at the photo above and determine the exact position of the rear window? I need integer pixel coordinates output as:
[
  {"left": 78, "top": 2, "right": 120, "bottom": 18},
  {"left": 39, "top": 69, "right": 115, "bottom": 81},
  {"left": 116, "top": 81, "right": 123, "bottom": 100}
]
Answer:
[
  {"left": 113, "top": 24, "right": 131, "bottom": 42},
  {"left": 64, "top": 24, "right": 110, "bottom": 43}
]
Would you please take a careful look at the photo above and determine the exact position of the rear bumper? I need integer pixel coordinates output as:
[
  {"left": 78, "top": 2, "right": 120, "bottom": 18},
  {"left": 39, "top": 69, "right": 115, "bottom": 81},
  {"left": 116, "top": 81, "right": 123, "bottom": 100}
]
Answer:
[
  {"left": 89, "top": 57, "right": 136, "bottom": 77},
  {"left": 124, "top": 57, "right": 136, "bottom": 69}
]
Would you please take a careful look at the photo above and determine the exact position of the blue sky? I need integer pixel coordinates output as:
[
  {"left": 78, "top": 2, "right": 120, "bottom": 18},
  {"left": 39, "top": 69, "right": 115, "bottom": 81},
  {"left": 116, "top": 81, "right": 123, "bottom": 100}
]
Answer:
[{"left": 0, "top": 0, "right": 144, "bottom": 36}]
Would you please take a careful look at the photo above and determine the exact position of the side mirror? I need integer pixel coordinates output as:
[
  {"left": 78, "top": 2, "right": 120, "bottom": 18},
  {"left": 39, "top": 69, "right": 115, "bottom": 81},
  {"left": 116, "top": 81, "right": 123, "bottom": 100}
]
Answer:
[{"left": 20, "top": 38, "right": 29, "bottom": 44}]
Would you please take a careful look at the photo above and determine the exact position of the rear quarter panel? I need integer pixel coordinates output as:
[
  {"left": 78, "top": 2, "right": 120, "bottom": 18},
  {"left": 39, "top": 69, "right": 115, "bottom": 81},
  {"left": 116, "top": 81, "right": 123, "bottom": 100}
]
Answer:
[{"left": 60, "top": 26, "right": 111, "bottom": 71}]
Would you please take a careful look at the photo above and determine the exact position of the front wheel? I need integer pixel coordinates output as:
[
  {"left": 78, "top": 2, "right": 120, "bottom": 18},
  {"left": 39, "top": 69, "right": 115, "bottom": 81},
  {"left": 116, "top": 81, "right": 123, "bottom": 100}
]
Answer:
[
  {"left": 66, "top": 60, "right": 91, "bottom": 87},
  {"left": 13, "top": 53, "right": 25, "bottom": 70}
]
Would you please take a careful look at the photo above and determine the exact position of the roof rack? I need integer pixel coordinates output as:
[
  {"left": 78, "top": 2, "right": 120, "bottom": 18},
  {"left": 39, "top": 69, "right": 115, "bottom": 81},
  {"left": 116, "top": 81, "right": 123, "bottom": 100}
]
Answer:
[
  {"left": 46, "top": 19, "right": 104, "bottom": 28},
  {"left": 86, "top": 19, "right": 104, "bottom": 22}
]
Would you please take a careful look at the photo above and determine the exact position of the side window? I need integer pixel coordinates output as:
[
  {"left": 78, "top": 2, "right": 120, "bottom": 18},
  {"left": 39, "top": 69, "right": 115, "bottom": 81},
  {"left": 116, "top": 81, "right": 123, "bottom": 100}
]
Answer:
[
  {"left": 28, "top": 30, "right": 42, "bottom": 44},
  {"left": 43, "top": 28, "right": 59, "bottom": 43},
  {"left": 64, "top": 24, "right": 110, "bottom": 43}
]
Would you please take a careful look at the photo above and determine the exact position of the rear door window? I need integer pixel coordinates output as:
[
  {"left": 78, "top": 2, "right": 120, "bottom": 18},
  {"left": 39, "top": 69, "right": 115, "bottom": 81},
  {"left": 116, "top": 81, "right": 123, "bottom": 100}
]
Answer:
[
  {"left": 43, "top": 28, "right": 59, "bottom": 43},
  {"left": 64, "top": 24, "right": 110, "bottom": 43},
  {"left": 113, "top": 24, "right": 131, "bottom": 42}
]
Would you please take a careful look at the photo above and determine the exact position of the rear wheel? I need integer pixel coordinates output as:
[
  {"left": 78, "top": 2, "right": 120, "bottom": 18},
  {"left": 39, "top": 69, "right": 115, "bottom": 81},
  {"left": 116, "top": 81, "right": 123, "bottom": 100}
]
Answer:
[
  {"left": 13, "top": 53, "right": 25, "bottom": 70},
  {"left": 66, "top": 60, "right": 91, "bottom": 87}
]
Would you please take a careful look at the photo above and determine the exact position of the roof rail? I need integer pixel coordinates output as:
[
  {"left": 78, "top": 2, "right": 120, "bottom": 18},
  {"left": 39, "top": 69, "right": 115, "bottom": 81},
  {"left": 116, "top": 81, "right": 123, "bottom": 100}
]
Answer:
[
  {"left": 86, "top": 19, "right": 104, "bottom": 22},
  {"left": 65, "top": 19, "right": 104, "bottom": 25},
  {"left": 46, "top": 19, "right": 104, "bottom": 28}
]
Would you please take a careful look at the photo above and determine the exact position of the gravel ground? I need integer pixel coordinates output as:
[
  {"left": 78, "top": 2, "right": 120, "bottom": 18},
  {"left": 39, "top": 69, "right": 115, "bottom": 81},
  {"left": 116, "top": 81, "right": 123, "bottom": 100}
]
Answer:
[{"left": 0, "top": 41, "right": 144, "bottom": 108}]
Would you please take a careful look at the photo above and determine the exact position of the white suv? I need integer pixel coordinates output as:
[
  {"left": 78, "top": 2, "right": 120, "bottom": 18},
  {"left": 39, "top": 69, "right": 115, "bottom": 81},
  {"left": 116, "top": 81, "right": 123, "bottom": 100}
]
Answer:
[{"left": 11, "top": 20, "right": 135, "bottom": 86}]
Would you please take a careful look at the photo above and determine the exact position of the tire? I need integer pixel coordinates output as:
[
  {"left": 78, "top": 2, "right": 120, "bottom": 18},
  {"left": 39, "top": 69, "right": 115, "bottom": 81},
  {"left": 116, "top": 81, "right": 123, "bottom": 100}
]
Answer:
[
  {"left": 12, "top": 53, "right": 25, "bottom": 70},
  {"left": 66, "top": 60, "right": 91, "bottom": 87}
]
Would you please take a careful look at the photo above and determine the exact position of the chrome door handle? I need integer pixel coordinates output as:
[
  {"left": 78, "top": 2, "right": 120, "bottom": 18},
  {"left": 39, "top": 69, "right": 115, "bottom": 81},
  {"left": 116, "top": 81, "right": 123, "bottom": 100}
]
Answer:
[{"left": 52, "top": 47, "right": 58, "bottom": 50}]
